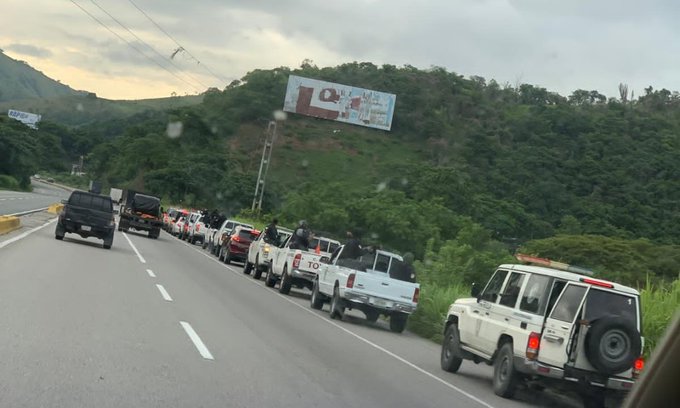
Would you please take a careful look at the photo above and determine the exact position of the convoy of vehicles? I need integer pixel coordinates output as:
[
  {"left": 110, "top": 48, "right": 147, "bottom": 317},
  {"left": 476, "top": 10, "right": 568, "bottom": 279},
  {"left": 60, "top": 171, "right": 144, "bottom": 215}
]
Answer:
[
  {"left": 55, "top": 190, "right": 116, "bottom": 249},
  {"left": 441, "top": 254, "right": 643, "bottom": 407}
]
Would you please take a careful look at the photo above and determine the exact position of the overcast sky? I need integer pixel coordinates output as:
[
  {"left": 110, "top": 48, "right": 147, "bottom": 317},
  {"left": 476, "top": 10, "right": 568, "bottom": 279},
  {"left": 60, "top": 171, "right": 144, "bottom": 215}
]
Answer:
[{"left": 2, "top": 0, "right": 678, "bottom": 100}]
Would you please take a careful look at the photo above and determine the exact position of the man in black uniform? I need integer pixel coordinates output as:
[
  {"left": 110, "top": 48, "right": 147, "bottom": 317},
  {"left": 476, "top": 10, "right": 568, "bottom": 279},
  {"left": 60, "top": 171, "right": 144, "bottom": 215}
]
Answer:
[
  {"left": 264, "top": 218, "right": 279, "bottom": 244},
  {"left": 290, "top": 220, "right": 311, "bottom": 249}
]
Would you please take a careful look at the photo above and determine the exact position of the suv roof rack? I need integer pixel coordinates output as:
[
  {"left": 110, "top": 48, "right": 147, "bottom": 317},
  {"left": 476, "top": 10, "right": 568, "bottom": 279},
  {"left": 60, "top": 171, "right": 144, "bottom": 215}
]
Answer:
[{"left": 515, "top": 253, "right": 594, "bottom": 277}]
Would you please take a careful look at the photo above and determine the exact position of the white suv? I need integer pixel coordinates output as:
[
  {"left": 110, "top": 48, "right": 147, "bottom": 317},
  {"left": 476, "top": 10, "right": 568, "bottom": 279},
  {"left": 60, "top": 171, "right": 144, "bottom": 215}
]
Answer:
[{"left": 441, "top": 255, "right": 643, "bottom": 408}]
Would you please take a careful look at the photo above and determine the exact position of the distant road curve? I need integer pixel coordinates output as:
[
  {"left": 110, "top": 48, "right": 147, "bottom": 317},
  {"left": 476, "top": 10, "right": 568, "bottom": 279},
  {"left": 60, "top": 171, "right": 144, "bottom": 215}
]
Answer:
[{"left": 0, "top": 179, "right": 71, "bottom": 216}]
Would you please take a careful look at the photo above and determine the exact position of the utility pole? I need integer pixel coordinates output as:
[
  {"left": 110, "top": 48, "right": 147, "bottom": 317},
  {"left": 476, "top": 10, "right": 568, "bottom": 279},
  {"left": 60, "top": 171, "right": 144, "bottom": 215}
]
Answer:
[{"left": 251, "top": 121, "right": 278, "bottom": 212}]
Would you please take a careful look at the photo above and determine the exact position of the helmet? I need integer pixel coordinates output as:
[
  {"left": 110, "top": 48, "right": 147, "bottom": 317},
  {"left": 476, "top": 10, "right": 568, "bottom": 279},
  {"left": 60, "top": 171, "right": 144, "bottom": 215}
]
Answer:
[{"left": 299, "top": 220, "right": 308, "bottom": 227}]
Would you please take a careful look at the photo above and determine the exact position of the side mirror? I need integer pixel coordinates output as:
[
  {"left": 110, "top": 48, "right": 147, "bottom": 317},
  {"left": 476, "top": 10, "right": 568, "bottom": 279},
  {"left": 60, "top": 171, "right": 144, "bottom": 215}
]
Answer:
[
  {"left": 113, "top": 209, "right": 119, "bottom": 215},
  {"left": 471, "top": 283, "right": 480, "bottom": 298},
  {"left": 61, "top": 199, "right": 67, "bottom": 204},
  {"left": 319, "top": 256, "right": 330, "bottom": 264}
]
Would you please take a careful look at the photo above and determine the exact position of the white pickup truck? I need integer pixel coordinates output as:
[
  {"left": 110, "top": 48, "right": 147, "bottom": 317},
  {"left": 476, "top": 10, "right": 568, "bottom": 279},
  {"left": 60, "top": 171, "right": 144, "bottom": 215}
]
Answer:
[
  {"left": 264, "top": 235, "right": 341, "bottom": 294},
  {"left": 244, "top": 227, "right": 293, "bottom": 279},
  {"left": 312, "top": 246, "right": 420, "bottom": 333}
]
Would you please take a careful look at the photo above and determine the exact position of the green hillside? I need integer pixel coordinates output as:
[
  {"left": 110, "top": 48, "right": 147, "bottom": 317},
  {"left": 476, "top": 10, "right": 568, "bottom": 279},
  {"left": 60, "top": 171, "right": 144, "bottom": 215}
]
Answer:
[{"left": 0, "top": 50, "right": 81, "bottom": 101}]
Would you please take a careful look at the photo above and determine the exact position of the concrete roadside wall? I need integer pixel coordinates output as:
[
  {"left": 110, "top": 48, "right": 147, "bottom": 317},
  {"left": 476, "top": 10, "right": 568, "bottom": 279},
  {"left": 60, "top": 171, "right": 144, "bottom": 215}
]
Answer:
[{"left": 0, "top": 216, "right": 20, "bottom": 235}]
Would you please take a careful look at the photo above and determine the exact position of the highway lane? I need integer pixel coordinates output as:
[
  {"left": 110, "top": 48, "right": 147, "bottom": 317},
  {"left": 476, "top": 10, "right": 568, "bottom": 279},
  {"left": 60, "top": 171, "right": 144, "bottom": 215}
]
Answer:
[
  {"left": 0, "top": 180, "right": 70, "bottom": 215},
  {"left": 0, "top": 220, "right": 577, "bottom": 407}
]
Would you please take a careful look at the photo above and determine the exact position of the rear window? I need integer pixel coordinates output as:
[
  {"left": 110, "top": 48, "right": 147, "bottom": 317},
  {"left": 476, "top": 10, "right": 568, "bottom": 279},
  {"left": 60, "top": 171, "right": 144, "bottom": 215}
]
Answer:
[
  {"left": 238, "top": 229, "right": 259, "bottom": 241},
  {"left": 374, "top": 253, "right": 391, "bottom": 272},
  {"left": 550, "top": 284, "right": 587, "bottom": 322},
  {"left": 389, "top": 259, "right": 416, "bottom": 283},
  {"left": 584, "top": 289, "right": 638, "bottom": 327},
  {"left": 69, "top": 193, "right": 112, "bottom": 212},
  {"left": 308, "top": 239, "right": 337, "bottom": 252}
]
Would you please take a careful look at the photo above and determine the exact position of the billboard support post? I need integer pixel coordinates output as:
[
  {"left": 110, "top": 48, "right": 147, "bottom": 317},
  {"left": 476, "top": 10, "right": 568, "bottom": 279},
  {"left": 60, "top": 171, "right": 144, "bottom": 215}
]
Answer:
[{"left": 251, "top": 120, "right": 278, "bottom": 213}]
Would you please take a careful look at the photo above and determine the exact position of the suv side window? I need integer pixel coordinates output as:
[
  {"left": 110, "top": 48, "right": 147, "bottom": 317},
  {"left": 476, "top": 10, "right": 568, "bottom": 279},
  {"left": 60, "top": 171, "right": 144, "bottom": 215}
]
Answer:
[
  {"left": 550, "top": 284, "right": 587, "bottom": 322},
  {"left": 499, "top": 272, "right": 525, "bottom": 308},
  {"left": 519, "top": 274, "right": 552, "bottom": 315},
  {"left": 480, "top": 270, "right": 508, "bottom": 303}
]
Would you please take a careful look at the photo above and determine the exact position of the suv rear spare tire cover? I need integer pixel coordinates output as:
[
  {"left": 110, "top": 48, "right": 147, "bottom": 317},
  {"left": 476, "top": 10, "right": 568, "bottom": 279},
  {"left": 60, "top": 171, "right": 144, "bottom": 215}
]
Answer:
[{"left": 585, "top": 316, "right": 641, "bottom": 375}]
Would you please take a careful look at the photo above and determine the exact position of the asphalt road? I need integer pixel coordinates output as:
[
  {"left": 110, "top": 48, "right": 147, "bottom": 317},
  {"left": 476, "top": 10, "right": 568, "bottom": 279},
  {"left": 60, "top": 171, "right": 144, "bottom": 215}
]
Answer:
[
  {"left": 0, "top": 219, "right": 580, "bottom": 408},
  {"left": 0, "top": 180, "right": 70, "bottom": 215}
]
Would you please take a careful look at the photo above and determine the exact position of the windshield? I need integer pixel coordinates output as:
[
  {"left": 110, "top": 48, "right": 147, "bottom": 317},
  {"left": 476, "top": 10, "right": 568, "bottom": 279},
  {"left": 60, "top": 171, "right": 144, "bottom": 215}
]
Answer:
[{"left": 2, "top": 3, "right": 677, "bottom": 407}]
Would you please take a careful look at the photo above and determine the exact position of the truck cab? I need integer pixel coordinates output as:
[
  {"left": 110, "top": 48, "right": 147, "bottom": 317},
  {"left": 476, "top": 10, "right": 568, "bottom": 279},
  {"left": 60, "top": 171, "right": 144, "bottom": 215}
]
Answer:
[{"left": 244, "top": 227, "right": 293, "bottom": 279}]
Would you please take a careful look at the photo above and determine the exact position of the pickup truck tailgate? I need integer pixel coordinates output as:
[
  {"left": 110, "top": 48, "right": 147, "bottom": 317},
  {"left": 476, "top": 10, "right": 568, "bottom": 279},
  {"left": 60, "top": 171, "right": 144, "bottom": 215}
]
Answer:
[
  {"left": 64, "top": 206, "right": 111, "bottom": 227},
  {"left": 352, "top": 272, "right": 418, "bottom": 306}
]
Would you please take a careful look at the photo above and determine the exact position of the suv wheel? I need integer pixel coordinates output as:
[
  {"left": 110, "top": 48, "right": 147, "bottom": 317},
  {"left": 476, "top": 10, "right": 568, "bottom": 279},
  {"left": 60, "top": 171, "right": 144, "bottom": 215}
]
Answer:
[
  {"left": 493, "top": 342, "right": 519, "bottom": 398},
  {"left": 441, "top": 324, "right": 463, "bottom": 373},
  {"left": 585, "top": 316, "right": 641, "bottom": 375},
  {"left": 252, "top": 256, "right": 262, "bottom": 279}
]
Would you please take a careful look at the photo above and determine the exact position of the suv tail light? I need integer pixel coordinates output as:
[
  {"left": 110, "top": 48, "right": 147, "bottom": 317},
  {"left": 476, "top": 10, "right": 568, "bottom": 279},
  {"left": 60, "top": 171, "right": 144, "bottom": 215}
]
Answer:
[
  {"left": 633, "top": 357, "right": 644, "bottom": 378},
  {"left": 526, "top": 332, "right": 541, "bottom": 360},
  {"left": 413, "top": 287, "right": 420, "bottom": 303},
  {"left": 346, "top": 273, "right": 356, "bottom": 289},
  {"left": 232, "top": 235, "right": 241, "bottom": 243},
  {"left": 292, "top": 253, "right": 302, "bottom": 269}
]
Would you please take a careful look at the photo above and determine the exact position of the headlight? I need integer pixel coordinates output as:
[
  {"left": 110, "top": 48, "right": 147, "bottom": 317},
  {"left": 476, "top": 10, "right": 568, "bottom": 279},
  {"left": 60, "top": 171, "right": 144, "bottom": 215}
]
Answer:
[{"left": 264, "top": 244, "right": 270, "bottom": 253}]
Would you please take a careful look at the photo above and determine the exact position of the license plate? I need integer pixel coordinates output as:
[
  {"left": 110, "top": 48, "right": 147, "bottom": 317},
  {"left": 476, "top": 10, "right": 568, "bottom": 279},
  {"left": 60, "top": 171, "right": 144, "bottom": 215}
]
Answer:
[
  {"left": 81, "top": 225, "right": 91, "bottom": 231},
  {"left": 372, "top": 298, "right": 389, "bottom": 307}
]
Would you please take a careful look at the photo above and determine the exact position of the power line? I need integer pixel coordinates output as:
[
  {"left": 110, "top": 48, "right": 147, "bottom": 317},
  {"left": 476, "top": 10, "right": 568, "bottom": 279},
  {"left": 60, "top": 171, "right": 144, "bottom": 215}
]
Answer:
[
  {"left": 87, "top": 0, "right": 211, "bottom": 90},
  {"left": 126, "top": 0, "right": 229, "bottom": 87},
  {"left": 68, "top": 0, "right": 201, "bottom": 93}
]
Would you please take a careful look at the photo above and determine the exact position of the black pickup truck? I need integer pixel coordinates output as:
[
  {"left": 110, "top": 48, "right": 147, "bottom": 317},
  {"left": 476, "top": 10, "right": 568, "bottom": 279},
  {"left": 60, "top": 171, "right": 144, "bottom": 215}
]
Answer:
[
  {"left": 55, "top": 190, "right": 115, "bottom": 249},
  {"left": 118, "top": 190, "right": 162, "bottom": 239}
]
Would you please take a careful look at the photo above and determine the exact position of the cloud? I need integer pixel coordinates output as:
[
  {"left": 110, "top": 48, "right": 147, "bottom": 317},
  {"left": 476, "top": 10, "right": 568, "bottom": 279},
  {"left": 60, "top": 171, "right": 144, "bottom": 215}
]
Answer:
[
  {"left": 5, "top": 43, "right": 53, "bottom": 58},
  {"left": 1, "top": 0, "right": 679, "bottom": 99}
]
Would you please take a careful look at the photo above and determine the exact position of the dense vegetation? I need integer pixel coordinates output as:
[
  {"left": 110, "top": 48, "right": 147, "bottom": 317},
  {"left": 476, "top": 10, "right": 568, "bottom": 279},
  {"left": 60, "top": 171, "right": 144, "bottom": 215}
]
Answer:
[{"left": 2, "top": 61, "right": 678, "bottom": 353}]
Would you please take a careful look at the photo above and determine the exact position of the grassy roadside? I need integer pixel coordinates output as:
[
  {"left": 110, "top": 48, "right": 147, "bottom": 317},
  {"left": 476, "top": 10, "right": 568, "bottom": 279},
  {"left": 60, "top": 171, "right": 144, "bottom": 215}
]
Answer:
[{"left": 409, "top": 278, "right": 680, "bottom": 359}]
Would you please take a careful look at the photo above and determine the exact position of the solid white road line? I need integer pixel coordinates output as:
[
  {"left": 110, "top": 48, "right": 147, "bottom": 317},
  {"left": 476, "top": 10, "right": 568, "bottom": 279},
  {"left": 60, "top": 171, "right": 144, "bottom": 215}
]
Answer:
[
  {"left": 146, "top": 269, "right": 156, "bottom": 278},
  {"left": 179, "top": 321, "right": 214, "bottom": 360},
  {"left": 122, "top": 232, "right": 146, "bottom": 264},
  {"left": 0, "top": 218, "right": 57, "bottom": 250},
  {"left": 178, "top": 239, "right": 496, "bottom": 408},
  {"left": 156, "top": 284, "right": 173, "bottom": 301}
]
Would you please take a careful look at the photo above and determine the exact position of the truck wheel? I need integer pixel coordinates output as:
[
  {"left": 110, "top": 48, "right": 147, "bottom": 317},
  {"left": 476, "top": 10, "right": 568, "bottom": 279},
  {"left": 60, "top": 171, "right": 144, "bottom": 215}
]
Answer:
[
  {"left": 55, "top": 223, "right": 65, "bottom": 240},
  {"left": 252, "top": 257, "right": 262, "bottom": 279},
  {"left": 243, "top": 260, "right": 253, "bottom": 276},
  {"left": 493, "top": 342, "right": 519, "bottom": 398},
  {"left": 329, "top": 286, "right": 345, "bottom": 320},
  {"left": 103, "top": 233, "right": 113, "bottom": 250},
  {"left": 265, "top": 264, "right": 276, "bottom": 287},
  {"left": 310, "top": 279, "right": 324, "bottom": 310},
  {"left": 278, "top": 265, "right": 292, "bottom": 294},
  {"left": 389, "top": 313, "right": 408, "bottom": 333},
  {"left": 365, "top": 310, "right": 379, "bottom": 323},
  {"left": 441, "top": 324, "right": 463, "bottom": 373}
]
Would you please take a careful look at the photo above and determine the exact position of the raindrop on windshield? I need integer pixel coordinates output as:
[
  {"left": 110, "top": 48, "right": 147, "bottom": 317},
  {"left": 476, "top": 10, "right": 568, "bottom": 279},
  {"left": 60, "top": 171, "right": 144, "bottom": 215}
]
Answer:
[
  {"left": 301, "top": 159, "right": 309, "bottom": 167},
  {"left": 376, "top": 181, "right": 387, "bottom": 192},
  {"left": 167, "top": 121, "right": 183, "bottom": 139},
  {"left": 76, "top": 103, "right": 84, "bottom": 112}
]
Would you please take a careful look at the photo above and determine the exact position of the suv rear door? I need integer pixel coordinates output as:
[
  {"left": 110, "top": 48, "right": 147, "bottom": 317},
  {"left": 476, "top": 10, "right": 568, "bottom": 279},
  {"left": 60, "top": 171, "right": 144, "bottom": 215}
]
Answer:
[
  {"left": 351, "top": 252, "right": 418, "bottom": 308},
  {"left": 539, "top": 282, "right": 589, "bottom": 368}
]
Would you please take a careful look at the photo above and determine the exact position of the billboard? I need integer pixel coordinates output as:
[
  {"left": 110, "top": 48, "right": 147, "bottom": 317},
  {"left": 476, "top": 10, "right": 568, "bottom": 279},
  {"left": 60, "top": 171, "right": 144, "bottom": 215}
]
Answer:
[
  {"left": 8, "top": 109, "right": 41, "bottom": 129},
  {"left": 283, "top": 75, "right": 396, "bottom": 131}
]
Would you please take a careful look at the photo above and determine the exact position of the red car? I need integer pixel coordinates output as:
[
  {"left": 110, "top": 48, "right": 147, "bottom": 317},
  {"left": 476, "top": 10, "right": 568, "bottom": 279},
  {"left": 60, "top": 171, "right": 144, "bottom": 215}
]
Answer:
[{"left": 218, "top": 226, "right": 260, "bottom": 264}]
